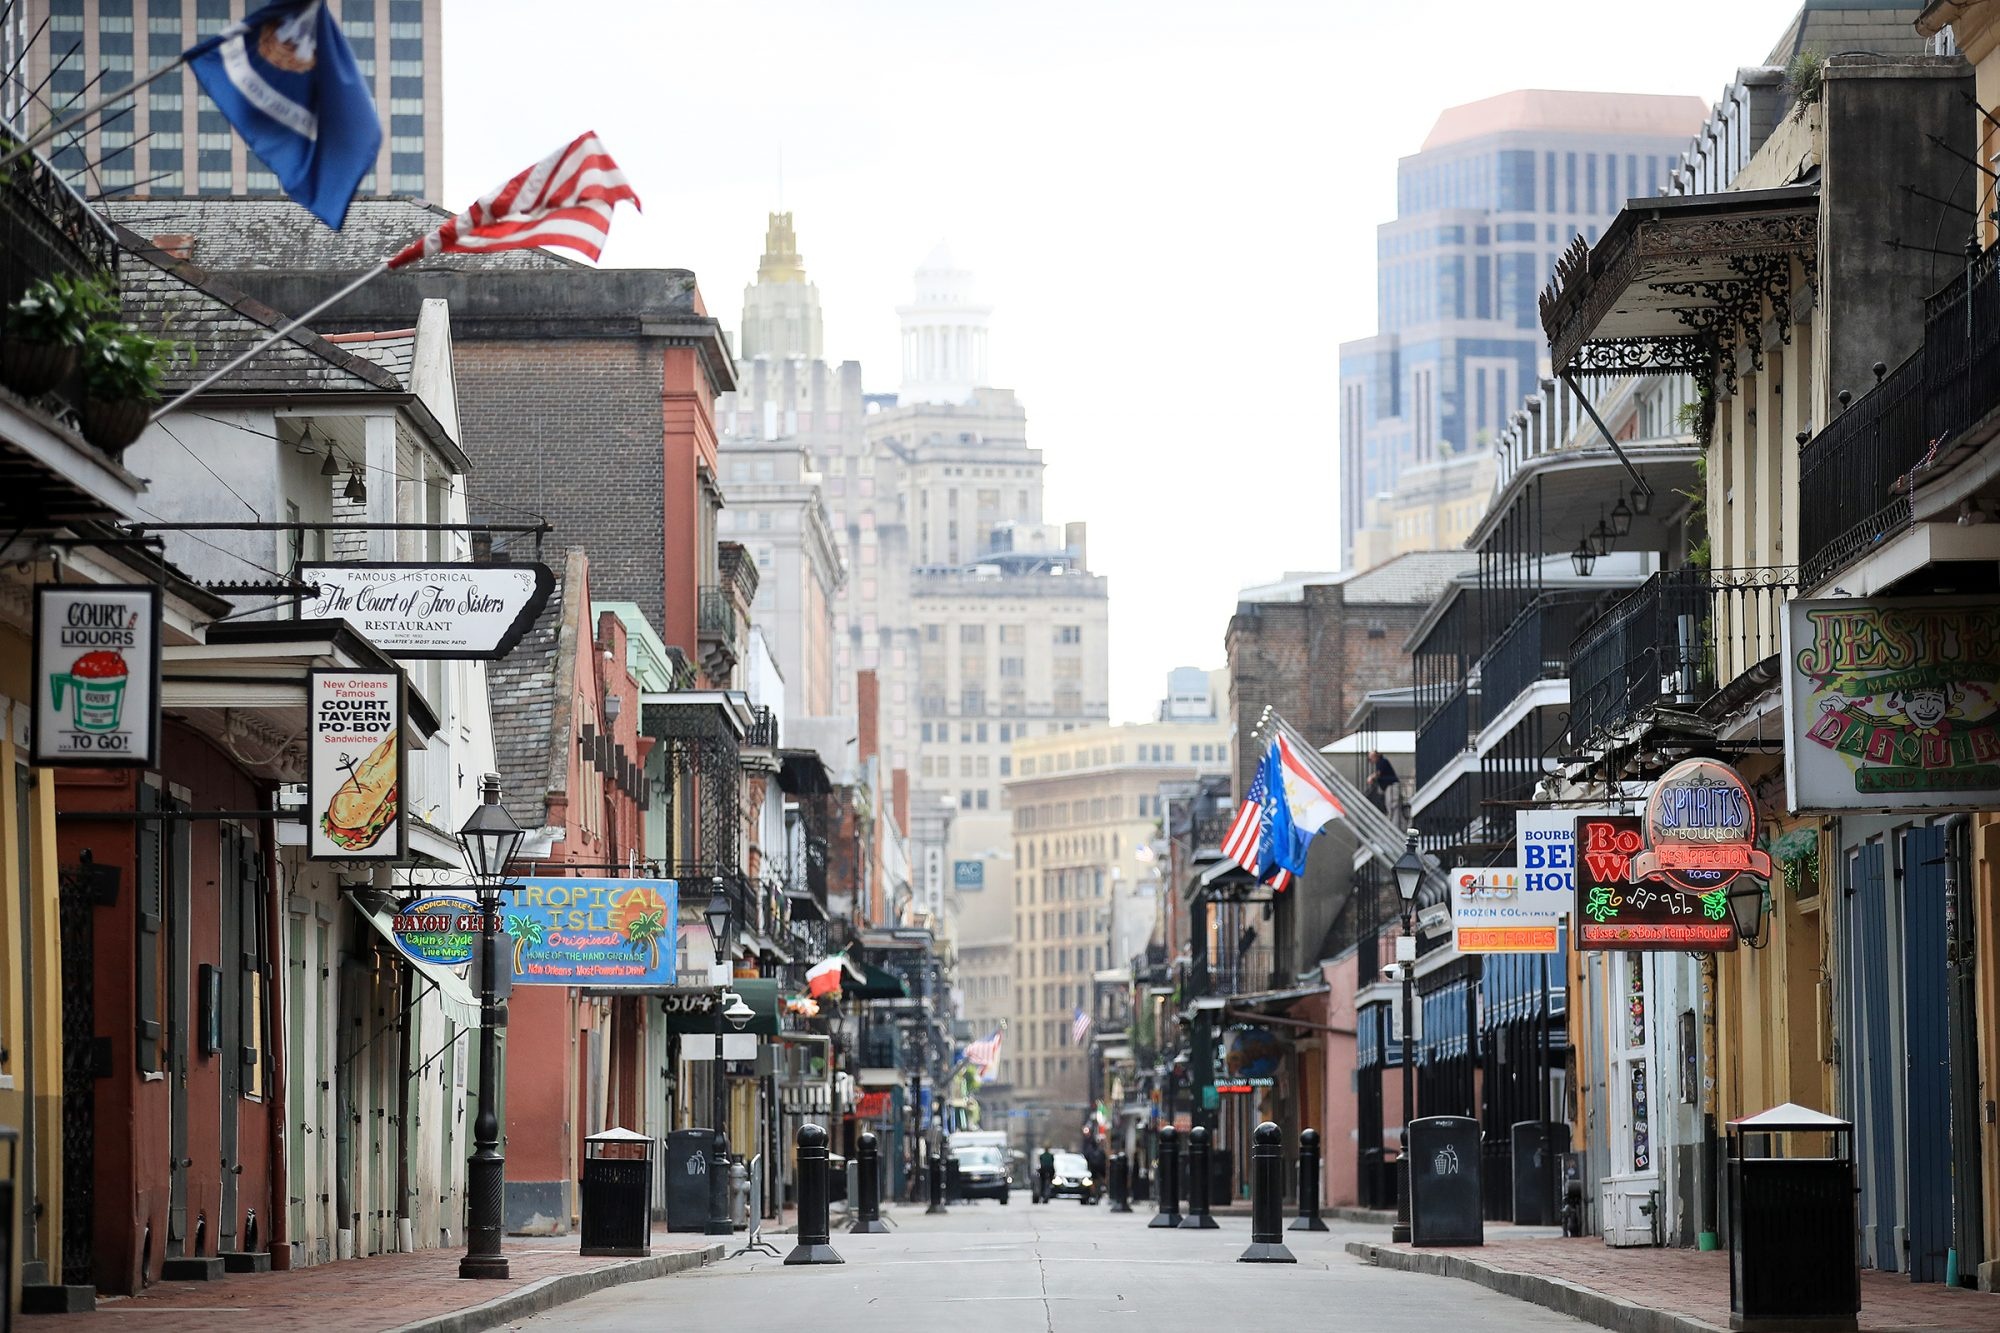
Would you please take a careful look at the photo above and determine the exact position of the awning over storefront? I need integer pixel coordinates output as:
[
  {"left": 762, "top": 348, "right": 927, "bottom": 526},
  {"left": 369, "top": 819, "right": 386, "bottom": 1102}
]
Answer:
[
  {"left": 657, "top": 977, "right": 781, "bottom": 1035},
  {"left": 353, "top": 903, "right": 481, "bottom": 1028},
  {"left": 846, "top": 958, "right": 909, "bottom": 999}
]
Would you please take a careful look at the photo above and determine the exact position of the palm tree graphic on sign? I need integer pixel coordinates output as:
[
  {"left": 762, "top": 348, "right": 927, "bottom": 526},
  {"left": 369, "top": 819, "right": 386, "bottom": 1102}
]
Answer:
[
  {"left": 503, "top": 914, "right": 543, "bottom": 974},
  {"left": 609, "top": 886, "right": 670, "bottom": 971}
]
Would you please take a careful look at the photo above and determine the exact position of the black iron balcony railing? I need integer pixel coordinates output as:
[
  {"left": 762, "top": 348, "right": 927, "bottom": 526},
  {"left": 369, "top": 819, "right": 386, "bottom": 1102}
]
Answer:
[
  {"left": 1802, "top": 241, "right": 2000, "bottom": 588},
  {"left": 1192, "top": 813, "right": 1235, "bottom": 852},
  {"left": 1208, "top": 944, "right": 1275, "bottom": 998},
  {"left": 696, "top": 585, "right": 735, "bottom": 643},
  {"left": 1415, "top": 683, "right": 1473, "bottom": 789},
  {"left": 1566, "top": 566, "right": 1795, "bottom": 751},
  {"left": 744, "top": 704, "right": 778, "bottom": 749},
  {"left": 1, "top": 143, "right": 118, "bottom": 433},
  {"left": 1477, "top": 591, "right": 1603, "bottom": 724}
]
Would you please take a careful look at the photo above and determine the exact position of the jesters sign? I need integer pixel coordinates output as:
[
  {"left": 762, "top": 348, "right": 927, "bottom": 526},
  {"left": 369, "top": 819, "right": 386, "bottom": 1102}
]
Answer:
[
  {"left": 299, "top": 562, "right": 552, "bottom": 659},
  {"left": 1783, "top": 595, "right": 2000, "bottom": 812}
]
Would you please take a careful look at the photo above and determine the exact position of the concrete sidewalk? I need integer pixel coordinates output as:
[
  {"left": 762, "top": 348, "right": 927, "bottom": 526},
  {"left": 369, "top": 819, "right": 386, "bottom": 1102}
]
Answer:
[
  {"left": 22, "top": 1232, "right": 723, "bottom": 1333},
  {"left": 1349, "top": 1233, "right": 2000, "bottom": 1332}
]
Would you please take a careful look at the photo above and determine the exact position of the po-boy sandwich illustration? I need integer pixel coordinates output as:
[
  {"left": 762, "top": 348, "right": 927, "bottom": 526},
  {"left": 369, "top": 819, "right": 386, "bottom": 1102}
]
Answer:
[{"left": 321, "top": 730, "right": 399, "bottom": 851}]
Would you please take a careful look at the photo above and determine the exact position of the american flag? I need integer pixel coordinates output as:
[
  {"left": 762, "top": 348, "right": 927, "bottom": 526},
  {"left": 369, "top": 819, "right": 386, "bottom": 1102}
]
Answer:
[
  {"left": 962, "top": 1029, "right": 1003, "bottom": 1080},
  {"left": 1220, "top": 750, "right": 1271, "bottom": 872},
  {"left": 1071, "top": 1007, "right": 1093, "bottom": 1045},
  {"left": 388, "top": 131, "right": 639, "bottom": 269}
]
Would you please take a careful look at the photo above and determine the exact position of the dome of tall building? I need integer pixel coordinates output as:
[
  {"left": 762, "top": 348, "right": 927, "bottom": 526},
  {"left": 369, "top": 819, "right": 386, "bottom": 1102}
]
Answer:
[{"left": 897, "top": 241, "right": 992, "bottom": 406}]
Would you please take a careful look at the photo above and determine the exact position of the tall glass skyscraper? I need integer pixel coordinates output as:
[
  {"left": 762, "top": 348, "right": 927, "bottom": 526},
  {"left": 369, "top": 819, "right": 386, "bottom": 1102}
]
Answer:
[
  {"left": 1337, "top": 90, "right": 1707, "bottom": 570},
  {"left": 10, "top": 0, "right": 442, "bottom": 202}
]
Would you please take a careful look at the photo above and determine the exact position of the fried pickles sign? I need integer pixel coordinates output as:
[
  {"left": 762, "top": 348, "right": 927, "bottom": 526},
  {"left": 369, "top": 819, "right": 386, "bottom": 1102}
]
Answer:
[
  {"left": 1783, "top": 596, "right": 2000, "bottom": 812},
  {"left": 308, "top": 670, "right": 406, "bottom": 861},
  {"left": 503, "top": 878, "right": 679, "bottom": 987}
]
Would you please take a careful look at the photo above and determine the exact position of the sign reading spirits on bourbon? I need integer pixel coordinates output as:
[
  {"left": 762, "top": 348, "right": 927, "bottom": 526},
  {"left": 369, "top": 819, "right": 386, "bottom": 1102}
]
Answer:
[{"left": 1631, "top": 758, "right": 1772, "bottom": 895}]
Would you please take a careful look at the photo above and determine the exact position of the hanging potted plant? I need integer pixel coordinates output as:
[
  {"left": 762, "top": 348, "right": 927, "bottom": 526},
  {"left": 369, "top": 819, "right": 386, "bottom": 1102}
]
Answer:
[
  {"left": 77, "top": 322, "right": 179, "bottom": 451},
  {"left": 0, "top": 273, "right": 113, "bottom": 397}
]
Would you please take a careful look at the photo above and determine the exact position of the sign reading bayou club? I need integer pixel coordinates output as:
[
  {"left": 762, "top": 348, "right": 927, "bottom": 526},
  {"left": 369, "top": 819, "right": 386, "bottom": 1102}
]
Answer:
[
  {"left": 1783, "top": 595, "right": 2000, "bottom": 812},
  {"left": 389, "top": 894, "right": 481, "bottom": 967},
  {"left": 299, "top": 562, "right": 553, "bottom": 660},
  {"left": 501, "top": 877, "right": 678, "bottom": 987},
  {"left": 32, "top": 584, "right": 161, "bottom": 767}
]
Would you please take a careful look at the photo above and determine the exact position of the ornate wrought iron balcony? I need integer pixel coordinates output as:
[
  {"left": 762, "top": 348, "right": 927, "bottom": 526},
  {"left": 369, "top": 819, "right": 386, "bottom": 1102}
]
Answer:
[
  {"left": 1566, "top": 566, "right": 1795, "bottom": 752},
  {"left": 743, "top": 704, "right": 779, "bottom": 750},
  {"left": 1, "top": 142, "right": 119, "bottom": 441},
  {"left": 696, "top": 584, "right": 735, "bottom": 644}
]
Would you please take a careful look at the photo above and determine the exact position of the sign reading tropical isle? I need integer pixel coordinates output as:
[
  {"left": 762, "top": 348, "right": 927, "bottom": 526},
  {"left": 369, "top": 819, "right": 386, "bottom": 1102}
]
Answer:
[
  {"left": 1784, "top": 595, "right": 2000, "bottom": 812},
  {"left": 502, "top": 878, "right": 679, "bottom": 986}
]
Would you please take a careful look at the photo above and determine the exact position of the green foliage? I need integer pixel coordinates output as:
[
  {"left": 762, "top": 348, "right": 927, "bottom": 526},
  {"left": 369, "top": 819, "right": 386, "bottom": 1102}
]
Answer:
[
  {"left": 1786, "top": 49, "right": 1826, "bottom": 121},
  {"left": 3, "top": 273, "right": 116, "bottom": 347},
  {"left": 79, "top": 321, "right": 181, "bottom": 402}
]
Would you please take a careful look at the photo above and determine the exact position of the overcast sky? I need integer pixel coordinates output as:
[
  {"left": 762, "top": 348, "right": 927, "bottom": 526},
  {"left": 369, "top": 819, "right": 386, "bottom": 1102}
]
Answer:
[{"left": 441, "top": 0, "right": 1807, "bottom": 723}]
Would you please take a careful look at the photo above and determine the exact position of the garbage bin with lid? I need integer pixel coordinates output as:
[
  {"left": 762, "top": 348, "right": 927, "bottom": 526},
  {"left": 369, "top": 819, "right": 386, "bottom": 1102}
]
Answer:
[
  {"left": 664, "top": 1128, "right": 717, "bottom": 1232},
  {"left": 1407, "top": 1115, "right": 1483, "bottom": 1247},
  {"left": 1511, "top": 1121, "right": 1567, "bottom": 1226},
  {"left": 1727, "top": 1103, "right": 1858, "bottom": 1332},
  {"left": 580, "top": 1128, "right": 654, "bottom": 1256}
]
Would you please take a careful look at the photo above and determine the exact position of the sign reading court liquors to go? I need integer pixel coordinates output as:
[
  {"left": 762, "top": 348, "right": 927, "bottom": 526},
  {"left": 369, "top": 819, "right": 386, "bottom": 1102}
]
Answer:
[
  {"left": 299, "top": 562, "right": 553, "bottom": 659},
  {"left": 308, "top": 669, "right": 406, "bottom": 861},
  {"left": 32, "top": 584, "right": 161, "bottom": 766}
]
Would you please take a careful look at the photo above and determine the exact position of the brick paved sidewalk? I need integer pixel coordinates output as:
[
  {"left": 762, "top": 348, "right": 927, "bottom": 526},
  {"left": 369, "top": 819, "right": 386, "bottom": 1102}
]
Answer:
[
  {"left": 21, "top": 1230, "right": 721, "bottom": 1333},
  {"left": 1352, "top": 1233, "right": 2000, "bottom": 1332}
]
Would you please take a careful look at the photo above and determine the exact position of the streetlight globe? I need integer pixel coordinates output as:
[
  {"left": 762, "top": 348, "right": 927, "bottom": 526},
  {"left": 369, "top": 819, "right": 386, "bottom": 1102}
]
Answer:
[
  {"left": 457, "top": 774, "right": 523, "bottom": 881},
  {"left": 1393, "top": 829, "right": 1424, "bottom": 903}
]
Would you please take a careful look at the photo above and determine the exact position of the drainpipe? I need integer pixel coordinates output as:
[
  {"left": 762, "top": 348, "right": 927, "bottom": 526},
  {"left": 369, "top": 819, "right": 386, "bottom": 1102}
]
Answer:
[
  {"left": 266, "top": 844, "right": 292, "bottom": 1270},
  {"left": 1942, "top": 813, "right": 1979, "bottom": 1287}
]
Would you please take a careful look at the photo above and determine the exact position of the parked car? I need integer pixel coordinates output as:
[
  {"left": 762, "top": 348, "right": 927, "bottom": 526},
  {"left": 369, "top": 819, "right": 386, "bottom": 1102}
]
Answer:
[
  {"left": 1048, "top": 1150, "right": 1097, "bottom": 1203},
  {"left": 955, "top": 1144, "right": 1010, "bottom": 1203}
]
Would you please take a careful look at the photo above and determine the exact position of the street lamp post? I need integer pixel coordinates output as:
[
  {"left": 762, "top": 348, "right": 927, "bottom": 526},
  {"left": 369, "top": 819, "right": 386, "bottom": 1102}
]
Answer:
[
  {"left": 704, "top": 887, "right": 734, "bottom": 1236},
  {"left": 1391, "top": 828, "right": 1424, "bottom": 1246},
  {"left": 458, "top": 775, "right": 524, "bottom": 1280}
]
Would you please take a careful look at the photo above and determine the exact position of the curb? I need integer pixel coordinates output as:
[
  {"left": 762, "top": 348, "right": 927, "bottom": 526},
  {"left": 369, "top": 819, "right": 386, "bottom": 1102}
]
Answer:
[
  {"left": 1345, "top": 1241, "right": 1729, "bottom": 1333},
  {"left": 1325, "top": 1206, "right": 1396, "bottom": 1225},
  {"left": 387, "top": 1244, "right": 723, "bottom": 1333}
]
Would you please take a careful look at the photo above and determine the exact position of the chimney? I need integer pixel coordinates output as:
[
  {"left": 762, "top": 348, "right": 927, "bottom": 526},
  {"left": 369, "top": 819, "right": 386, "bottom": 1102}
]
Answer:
[
  {"left": 892, "top": 767, "right": 910, "bottom": 832},
  {"left": 856, "top": 670, "right": 879, "bottom": 766},
  {"left": 151, "top": 233, "right": 195, "bottom": 261}
]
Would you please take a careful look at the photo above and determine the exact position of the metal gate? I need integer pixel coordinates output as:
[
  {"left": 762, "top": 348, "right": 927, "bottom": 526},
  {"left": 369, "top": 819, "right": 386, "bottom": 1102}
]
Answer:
[
  {"left": 1901, "top": 825, "right": 1951, "bottom": 1284},
  {"left": 1844, "top": 841, "right": 1901, "bottom": 1272},
  {"left": 56, "top": 860, "right": 96, "bottom": 1288}
]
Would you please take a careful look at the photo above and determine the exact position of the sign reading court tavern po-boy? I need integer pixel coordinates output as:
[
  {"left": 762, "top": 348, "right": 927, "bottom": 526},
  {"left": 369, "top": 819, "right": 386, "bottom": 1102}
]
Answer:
[
  {"left": 32, "top": 583, "right": 161, "bottom": 767},
  {"left": 299, "top": 562, "right": 553, "bottom": 660},
  {"left": 308, "top": 669, "right": 406, "bottom": 861}
]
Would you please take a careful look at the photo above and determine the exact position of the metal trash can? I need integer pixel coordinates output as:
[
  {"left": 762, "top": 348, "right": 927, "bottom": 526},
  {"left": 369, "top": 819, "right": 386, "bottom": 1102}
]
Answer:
[
  {"left": 1407, "top": 1115, "right": 1483, "bottom": 1247},
  {"left": 580, "top": 1127, "right": 654, "bottom": 1256},
  {"left": 1728, "top": 1104, "right": 1858, "bottom": 1331},
  {"left": 664, "top": 1128, "right": 717, "bottom": 1232},
  {"left": 1510, "top": 1120, "right": 1566, "bottom": 1226}
]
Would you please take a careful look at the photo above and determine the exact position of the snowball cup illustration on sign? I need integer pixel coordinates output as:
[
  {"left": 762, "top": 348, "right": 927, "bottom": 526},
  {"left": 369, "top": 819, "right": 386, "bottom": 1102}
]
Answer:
[{"left": 1631, "top": 758, "right": 1772, "bottom": 894}]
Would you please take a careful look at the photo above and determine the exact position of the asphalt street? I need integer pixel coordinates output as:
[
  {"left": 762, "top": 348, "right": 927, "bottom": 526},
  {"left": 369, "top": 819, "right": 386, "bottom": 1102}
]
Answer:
[{"left": 517, "top": 1200, "right": 1588, "bottom": 1332}]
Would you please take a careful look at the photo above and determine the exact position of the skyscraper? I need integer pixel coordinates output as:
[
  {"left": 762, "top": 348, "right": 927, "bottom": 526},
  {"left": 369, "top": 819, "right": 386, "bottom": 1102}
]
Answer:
[
  {"left": 11, "top": 0, "right": 443, "bottom": 201},
  {"left": 1337, "top": 89, "right": 1706, "bottom": 570}
]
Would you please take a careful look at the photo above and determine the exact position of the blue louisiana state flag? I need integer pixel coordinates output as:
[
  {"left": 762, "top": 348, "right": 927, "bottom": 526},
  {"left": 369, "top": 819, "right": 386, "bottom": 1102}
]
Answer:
[{"left": 186, "top": 1, "right": 381, "bottom": 228}]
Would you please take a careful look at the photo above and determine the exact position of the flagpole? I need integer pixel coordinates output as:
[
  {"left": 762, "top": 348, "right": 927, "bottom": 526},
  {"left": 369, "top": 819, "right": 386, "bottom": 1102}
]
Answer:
[
  {"left": 0, "top": 54, "right": 190, "bottom": 174},
  {"left": 150, "top": 259, "right": 390, "bottom": 421}
]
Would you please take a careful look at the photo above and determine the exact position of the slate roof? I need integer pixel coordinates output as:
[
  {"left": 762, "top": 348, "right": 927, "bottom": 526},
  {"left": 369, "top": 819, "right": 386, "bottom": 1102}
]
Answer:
[
  {"left": 324, "top": 329, "right": 416, "bottom": 384},
  {"left": 1339, "top": 551, "right": 1478, "bottom": 606},
  {"left": 114, "top": 227, "right": 405, "bottom": 396},
  {"left": 488, "top": 555, "right": 566, "bottom": 830},
  {"left": 103, "top": 196, "right": 582, "bottom": 274}
]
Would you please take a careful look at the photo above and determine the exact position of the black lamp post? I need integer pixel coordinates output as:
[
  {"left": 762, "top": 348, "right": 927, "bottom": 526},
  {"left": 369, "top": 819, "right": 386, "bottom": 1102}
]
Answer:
[
  {"left": 704, "top": 886, "right": 734, "bottom": 1235},
  {"left": 458, "top": 775, "right": 523, "bottom": 1280},
  {"left": 1391, "top": 828, "right": 1424, "bottom": 1245}
]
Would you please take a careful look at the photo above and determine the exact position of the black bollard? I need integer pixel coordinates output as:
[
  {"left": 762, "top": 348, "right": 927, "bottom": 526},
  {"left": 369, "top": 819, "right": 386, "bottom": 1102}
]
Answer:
[
  {"left": 850, "top": 1131, "right": 890, "bottom": 1234},
  {"left": 784, "top": 1123, "right": 844, "bottom": 1265},
  {"left": 946, "top": 1152, "right": 961, "bottom": 1203},
  {"left": 1148, "top": 1127, "right": 1182, "bottom": 1228},
  {"left": 1184, "top": 1126, "right": 1219, "bottom": 1229},
  {"left": 1238, "top": 1122, "right": 1297, "bottom": 1263},
  {"left": 1108, "top": 1152, "right": 1132, "bottom": 1213},
  {"left": 1290, "top": 1127, "right": 1329, "bottom": 1232},
  {"left": 926, "top": 1147, "right": 947, "bottom": 1214}
]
